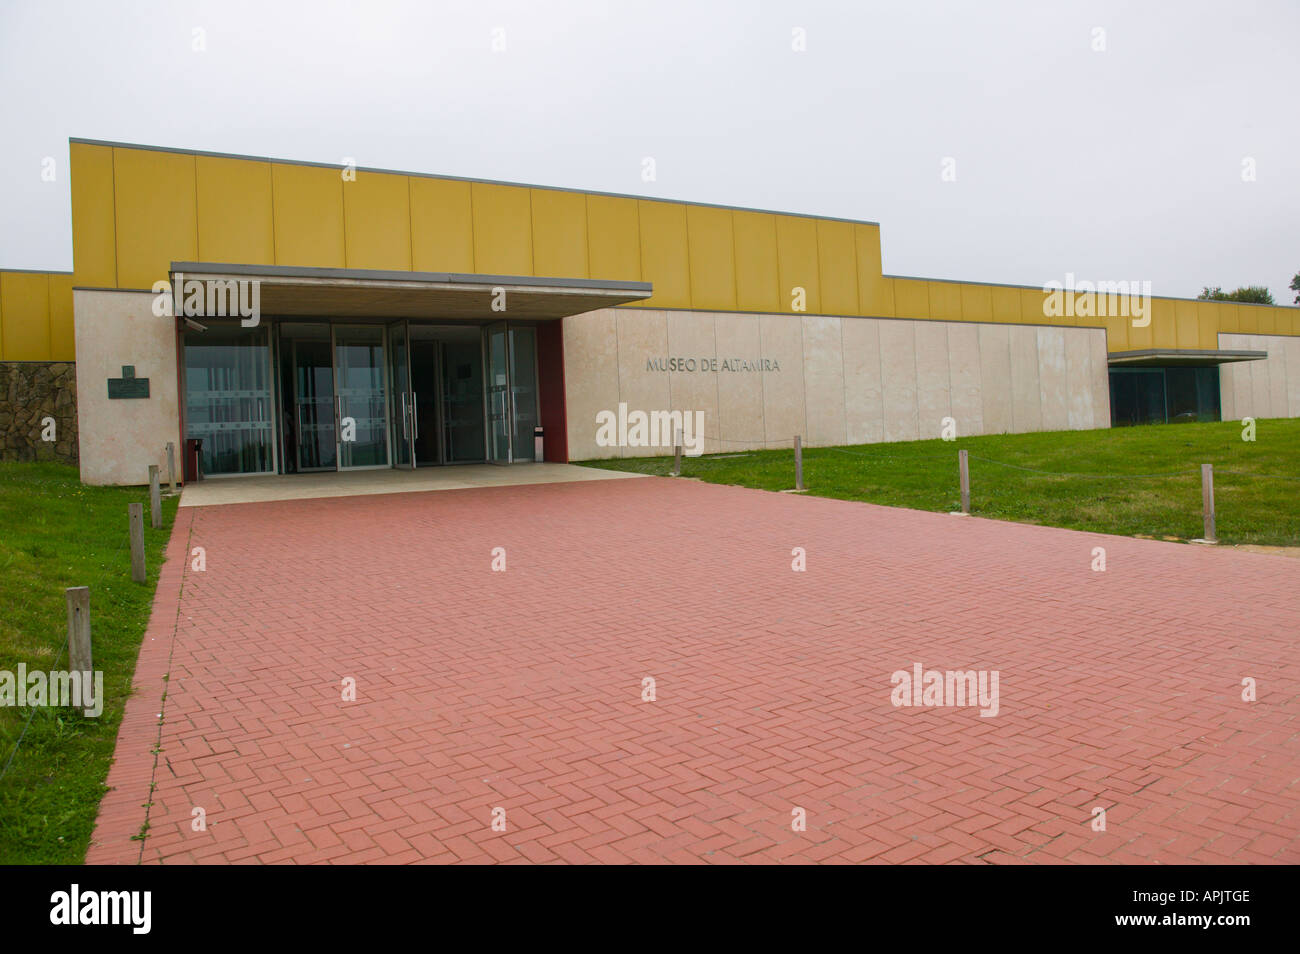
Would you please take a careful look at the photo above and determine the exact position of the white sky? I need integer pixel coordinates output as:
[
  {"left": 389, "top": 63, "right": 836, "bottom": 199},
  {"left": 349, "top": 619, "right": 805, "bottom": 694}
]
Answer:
[{"left": 1, "top": 0, "right": 1296, "bottom": 301}]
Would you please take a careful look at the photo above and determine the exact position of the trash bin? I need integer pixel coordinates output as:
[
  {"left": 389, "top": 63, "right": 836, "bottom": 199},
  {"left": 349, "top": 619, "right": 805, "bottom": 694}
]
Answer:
[
  {"left": 533, "top": 426, "right": 544, "bottom": 463},
  {"left": 184, "top": 438, "right": 203, "bottom": 483}
]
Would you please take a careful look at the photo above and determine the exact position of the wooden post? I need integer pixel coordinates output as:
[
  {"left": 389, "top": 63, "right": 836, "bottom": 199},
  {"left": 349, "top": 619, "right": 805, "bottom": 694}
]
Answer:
[
  {"left": 959, "top": 449, "right": 970, "bottom": 514},
  {"left": 166, "top": 442, "right": 177, "bottom": 493},
  {"left": 129, "top": 503, "right": 146, "bottom": 583},
  {"left": 65, "top": 586, "right": 93, "bottom": 712},
  {"left": 672, "top": 426, "right": 682, "bottom": 477},
  {"left": 794, "top": 435, "right": 804, "bottom": 491},
  {"left": 1202, "top": 463, "right": 1217, "bottom": 542},
  {"left": 148, "top": 465, "right": 162, "bottom": 529}
]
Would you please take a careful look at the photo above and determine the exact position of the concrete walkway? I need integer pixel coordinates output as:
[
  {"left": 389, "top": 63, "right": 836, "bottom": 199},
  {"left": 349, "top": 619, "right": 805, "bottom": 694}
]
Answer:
[
  {"left": 89, "top": 478, "right": 1300, "bottom": 864},
  {"left": 178, "top": 462, "right": 643, "bottom": 507}
]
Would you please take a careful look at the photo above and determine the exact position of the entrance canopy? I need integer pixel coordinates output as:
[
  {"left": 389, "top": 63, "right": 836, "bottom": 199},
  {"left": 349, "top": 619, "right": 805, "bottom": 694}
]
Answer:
[
  {"left": 1107, "top": 348, "right": 1268, "bottom": 368},
  {"left": 169, "top": 261, "right": 653, "bottom": 320}
]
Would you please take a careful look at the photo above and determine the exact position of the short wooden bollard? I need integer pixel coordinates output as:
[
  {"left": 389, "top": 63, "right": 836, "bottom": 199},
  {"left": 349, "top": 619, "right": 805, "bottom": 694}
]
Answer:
[
  {"left": 794, "top": 435, "right": 804, "bottom": 491},
  {"left": 148, "top": 465, "right": 162, "bottom": 529},
  {"left": 959, "top": 449, "right": 970, "bottom": 514},
  {"left": 671, "top": 426, "right": 682, "bottom": 477},
  {"left": 1201, "top": 463, "right": 1217, "bottom": 543},
  {"left": 129, "top": 503, "right": 146, "bottom": 583},
  {"left": 65, "top": 586, "right": 93, "bottom": 712},
  {"left": 166, "top": 442, "right": 177, "bottom": 493}
]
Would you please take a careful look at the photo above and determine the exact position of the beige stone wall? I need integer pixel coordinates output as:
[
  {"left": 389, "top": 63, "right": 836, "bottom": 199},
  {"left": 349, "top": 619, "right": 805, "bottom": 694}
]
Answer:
[
  {"left": 73, "top": 289, "right": 182, "bottom": 485},
  {"left": 1218, "top": 333, "right": 1300, "bottom": 420},
  {"left": 564, "top": 308, "right": 1111, "bottom": 459}
]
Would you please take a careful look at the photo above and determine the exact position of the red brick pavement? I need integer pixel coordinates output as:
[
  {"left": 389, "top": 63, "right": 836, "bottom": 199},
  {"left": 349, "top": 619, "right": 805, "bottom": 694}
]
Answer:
[{"left": 87, "top": 477, "right": 1300, "bottom": 864}]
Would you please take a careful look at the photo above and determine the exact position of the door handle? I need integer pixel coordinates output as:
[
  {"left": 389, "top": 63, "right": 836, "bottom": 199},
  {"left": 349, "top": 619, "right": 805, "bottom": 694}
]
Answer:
[
  {"left": 400, "top": 391, "right": 408, "bottom": 438},
  {"left": 412, "top": 392, "right": 419, "bottom": 439}
]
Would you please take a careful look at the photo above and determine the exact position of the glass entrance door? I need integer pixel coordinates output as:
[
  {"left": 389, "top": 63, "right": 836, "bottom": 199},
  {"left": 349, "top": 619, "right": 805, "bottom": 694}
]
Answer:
[
  {"left": 485, "top": 322, "right": 512, "bottom": 463},
  {"left": 280, "top": 323, "right": 337, "bottom": 472},
  {"left": 184, "top": 326, "right": 276, "bottom": 476},
  {"left": 333, "top": 325, "right": 390, "bottom": 469},
  {"left": 387, "top": 321, "right": 414, "bottom": 469}
]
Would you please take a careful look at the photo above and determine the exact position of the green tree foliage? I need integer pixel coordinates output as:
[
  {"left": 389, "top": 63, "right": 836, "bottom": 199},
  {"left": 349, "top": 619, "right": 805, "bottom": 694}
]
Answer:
[{"left": 1197, "top": 285, "right": 1276, "bottom": 305}]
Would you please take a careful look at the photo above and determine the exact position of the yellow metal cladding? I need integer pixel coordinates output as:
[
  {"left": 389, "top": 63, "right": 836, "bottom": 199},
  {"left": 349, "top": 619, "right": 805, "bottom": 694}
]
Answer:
[
  {"left": 343, "top": 171, "right": 412, "bottom": 272},
  {"left": 196, "top": 156, "right": 275, "bottom": 266},
  {"left": 3, "top": 138, "right": 1285, "bottom": 364},
  {"left": 69, "top": 142, "right": 116, "bottom": 287},
  {"left": 113, "top": 148, "right": 198, "bottom": 290},
  {"left": 637, "top": 200, "right": 690, "bottom": 309},
  {"left": 685, "top": 205, "right": 736, "bottom": 311},
  {"left": 732, "top": 210, "right": 779, "bottom": 313},
  {"left": 471, "top": 182, "right": 532, "bottom": 276},
  {"left": 272, "top": 163, "right": 345, "bottom": 267},
  {"left": 927, "top": 282, "right": 962, "bottom": 322},
  {"left": 585, "top": 194, "right": 640, "bottom": 283},
  {"left": 410, "top": 177, "right": 473, "bottom": 272},
  {"left": 775, "top": 215, "right": 821, "bottom": 315},
  {"left": 855, "top": 224, "right": 892, "bottom": 316},
  {"left": 816, "top": 219, "right": 858, "bottom": 316},
  {"left": 531, "top": 188, "right": 588, "bottom": 280},
  {"left": 0, "top": 271, "right": 77, "bottom": 361},
  {"left": 48, "top": 274, "right": 74, "bottom": 360}
]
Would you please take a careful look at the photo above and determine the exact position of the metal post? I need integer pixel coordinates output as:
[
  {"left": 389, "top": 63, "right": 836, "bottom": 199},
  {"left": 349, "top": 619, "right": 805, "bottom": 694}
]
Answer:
[
  {"left": 129, "top": 503, "right": 146, "bottom": 583},
  {"left": 1202, "top": 463, "right": 1216, "bottom": 542},
  {"left": 166, "top": 442, "right": 177, "bottom": 493},
  {"left": 66, "top": 586, "right": 93, "bottom": 712},
  {"left": 148, "top": 465, "right": 162, "bottom": 529},
  {"left": 959, "top": 449, "right": 970, "bottom": 514},
  {"left": 794, "top": 435, "right": 804, "bottom": 491},
  {"left": 672, "top": 426, "right": 682, "bottom": 477}
]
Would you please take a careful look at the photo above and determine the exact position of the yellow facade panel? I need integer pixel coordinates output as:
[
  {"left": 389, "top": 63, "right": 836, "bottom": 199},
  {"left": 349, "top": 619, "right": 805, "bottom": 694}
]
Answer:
[
  {"left": 530, "top": 189, "right": 588, "bottom": 279},
  {"left": 1171, "top": 300, "right": 1197, "bottom": 349},
  {"left": 471, "top": 182, "right": 533, "bottom": 276},
  {"left": 990, "top": 286, "right": 1020, "bottom": 324},
  {"left": 343, "top": 171, "right": 412, "bottom": 271},
  {"left": 927, "top": 282, "right": 962, "bottom": 322},
  {"left": 69, "top": 142, "right": 117, "bottom": 287},
  {"left": 1194, "top": 302, "right": 1218, "bottom": 350},
  {"left": 733, "top": 210, "right": 779, "bottom": 313},
  {"left": 775, "top": 216, "right": 820, "bottom": 314},
  {"left": 48, "top": 274, "right": 75, "bottom": 361},
  {"left": 1259, "top": 307, "right": 1279, "bottom": 335},
  {"left": 272, "top": 163, "right": 345, "bottom": 268},
  {"left": 1126, "top": 301, "right": 1154, "bottom": 350},
  {"left": 1134, "top": 298, "right": 1164, "bottom": 347},
  {"left": 195, "top": 156, "right": 274, "bottom": 267},
  {"left": 959, "top": 283, "right": 993, "bottom": 322},
  {"left": 686, "top": 205, "right": 736, "bottom": 311},
  {"left": 854, "top": 225, "right": 890, "bottom": 316},
  {"left": 1019, "top": 288, "right": 1050, "bottom": 325},
  {"left": 113, "top": 148, "right": 197, "bottom": 288},
  {"left": 815, "top": 219, "right": 857, "bottom": 316},
  {"left": 586, "top": 195, "right": 640, "bottom": 283},
  {"left": 0, "top": 272, "right": 51, "bottom": 361},
  {"left": 1216, "top": 301, "right": 1238, "bottom": 335},
  {"left": 637, "top": 201, "right": 690, "bottom": 308},
  {"left": 892, "top": 279, "right": 929, "bottom": 319},
  {"left": 1098, "top": 313, "right": 1128, "bottom": 353},
  {"left": 410, "top": 177, "right": 473, "bottom": 272}
]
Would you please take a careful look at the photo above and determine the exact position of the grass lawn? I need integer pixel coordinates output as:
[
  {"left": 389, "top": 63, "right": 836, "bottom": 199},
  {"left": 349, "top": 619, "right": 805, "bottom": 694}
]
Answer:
[
  {"left": 0, "top": 461, "right": 178, "bottom": 863},
  {"left": 579, "top": 419, "right": 1300, "bottom": 546}
]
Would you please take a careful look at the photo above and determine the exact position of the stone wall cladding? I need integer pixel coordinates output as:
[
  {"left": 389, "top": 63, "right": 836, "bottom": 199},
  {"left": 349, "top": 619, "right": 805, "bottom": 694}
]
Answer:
[{"left": 0, "top": 361, "right": 79, "bottom": 463}]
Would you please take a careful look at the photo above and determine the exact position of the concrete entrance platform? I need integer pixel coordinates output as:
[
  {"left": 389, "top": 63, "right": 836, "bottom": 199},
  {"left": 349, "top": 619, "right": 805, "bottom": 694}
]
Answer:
[{"left": 178, "top": 462, "right": 644, "bottom": 507}]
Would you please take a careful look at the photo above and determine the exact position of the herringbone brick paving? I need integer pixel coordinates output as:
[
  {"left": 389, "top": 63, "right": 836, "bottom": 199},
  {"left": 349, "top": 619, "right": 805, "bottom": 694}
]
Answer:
[{"left": 87, "top": 477, "right": 1299, "bottom": 864}]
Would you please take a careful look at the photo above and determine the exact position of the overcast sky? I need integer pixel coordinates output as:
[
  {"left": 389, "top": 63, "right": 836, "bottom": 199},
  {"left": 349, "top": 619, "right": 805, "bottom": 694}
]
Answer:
[{"left": 1, "top": 0, "right": 1296, "bottom": 301}]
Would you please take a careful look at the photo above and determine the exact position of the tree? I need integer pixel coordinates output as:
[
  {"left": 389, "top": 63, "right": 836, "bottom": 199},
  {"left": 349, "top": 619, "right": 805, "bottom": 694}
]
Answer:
[
  {"left": 1197, "top": 285, "right": 1275, "bottom": 305},
  {"left": 1290, "top": 271, "right": 1299, "bottom": 305}
]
